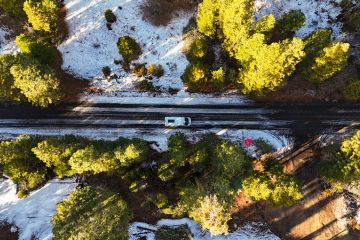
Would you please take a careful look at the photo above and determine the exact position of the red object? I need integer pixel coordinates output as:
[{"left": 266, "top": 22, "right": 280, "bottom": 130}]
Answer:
[{"left": 244, "top": 138, "right": 252, "bottom": 146}]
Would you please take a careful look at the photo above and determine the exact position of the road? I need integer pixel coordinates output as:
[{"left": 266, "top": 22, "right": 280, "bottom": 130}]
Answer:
[{"left": 0, "top": 102, "right": 359, "bottom": 137}]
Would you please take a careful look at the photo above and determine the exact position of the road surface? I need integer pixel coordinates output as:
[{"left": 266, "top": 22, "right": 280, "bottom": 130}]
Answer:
[{"left": 0, "top": 102, "right": 359, "bottom": 137}]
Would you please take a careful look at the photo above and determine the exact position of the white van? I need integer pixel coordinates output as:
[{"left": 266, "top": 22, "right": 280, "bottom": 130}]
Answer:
[{"left": 165, "top": 117, "right": 191, "bottom": 127}]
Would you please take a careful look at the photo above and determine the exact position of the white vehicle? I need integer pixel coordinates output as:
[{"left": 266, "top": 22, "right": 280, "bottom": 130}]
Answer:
[{"left": 165, "top": 117, "right": 191, "bottom": 127}]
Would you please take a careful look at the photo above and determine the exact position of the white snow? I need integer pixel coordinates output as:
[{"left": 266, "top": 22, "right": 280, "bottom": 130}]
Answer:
[
  {"left": 59, "top": 0, "right": 347, "bottom": 99},
  {"left": 0, "top": 178, "right": 77, "bottom": 240},
  {"left": 59, "top": 0, "right": 192, "bottom": 91},
  {"left": 81, "top": 92, "right": 250, "bottom": 104},
  {"left": 0, "top": 26, "right": 17, "bottom": 55},
  {"left": 255, "top": 0, "right": 344, "bottom": 39},
  {"left": 129, "top": 218, "right": 280, "bottom": 240},
  {"left": 0, "top": 127, "right": 292, "bottom": 153}
]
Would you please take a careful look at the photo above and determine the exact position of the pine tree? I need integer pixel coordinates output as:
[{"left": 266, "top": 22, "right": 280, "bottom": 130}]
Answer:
[
  {"left": 23, "top": 0, "right": 59, "bottom": 33},
  {"left": 0, "top": 0, "right": 26, "bottom": 17},
  {"left": 0, "top": 54, "right": 23, "bottom": 103},
  {"left": 237, "top": 37, "right": 305, "bottom": 95},
  {"left": 197, "top": 0, "right": 217, "bottom": 37},
  {"left": 10, "top": 55, "right": 62, "bottom": 107},
  {"left": 189, "top": 195, "right": 231, "bottom": 236},
  {"left": 303, "top": 42, "right": 350, "bottom": 83}
]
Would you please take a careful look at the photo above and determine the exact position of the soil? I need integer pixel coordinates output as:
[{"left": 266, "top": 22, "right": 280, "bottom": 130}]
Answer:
[
  {"left": 54, "top": 3, "right": 90, "bottom": 103},
  {"left": 0, "top": 221, "right": 19, "bottom": 240},
  {"left": 141, "top": 0, "right": 199, "bottom": 26}
]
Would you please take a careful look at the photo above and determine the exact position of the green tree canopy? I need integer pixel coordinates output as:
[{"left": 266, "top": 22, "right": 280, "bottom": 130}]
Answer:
[
  {"left": 16, "top": 34, "right": 57, "bottom": 65},
  {"left": 321, "top": 130, "right": 360, "bottom": 183},
  {"left": 0, "top": 54, "right": 23, "bottom": 103},
  {"left": 52, "top": 186, "right": 132, "bottom": 240},
  {"left": 10, "top": 55, "right": 62, "bottom": 107},
  {"left": 0, "top": 0, "right": 25, "bottom": 17},
  {"left": 242, "top": 160, "right": 303, "bottom": 206},
  {"left": 189, "top": 195, "right": 231, "bottom": 236},
  {"left": 23, "top": 0, "right": 59, "bottom": 34},
  {"left": 274, "top": 10, "right": 305, "bottom": 40},
  {"left": 237, "top": 37, "right": 305, "bottom": 95},
  {"left": 0, "top": 135, "right": 47, "bottom": 197},
  {"left": 32, "top": 136, "right": 87, "bottom": 178},
  {"left": 302, "top": 42, "right": 350, "bottom": 83},
  {"left": 69, "top": 138, "right": 149, "bottom": 174}
]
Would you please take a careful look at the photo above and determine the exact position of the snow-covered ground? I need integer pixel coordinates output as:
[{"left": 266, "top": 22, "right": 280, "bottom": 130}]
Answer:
[
  {"left": 129, "top": 218, "right": 280, "bottom": 240},
  {"left": 0, "top": 178, "right": 77, "bottom": 240},
  {"left": 59, "top": 0, "right": 346, "bottom": 98},
  {"left": 0, "top": 26, "right": 17, "bottom": 54},
  {"left": 59, "top": 0, "right": 192, "bottom": 91},
  {"left": 255, "top": 0, "right": 344, "bottom": 39},
  {"left": 0, "top": 127, "right": 292, "bottom": 154}
]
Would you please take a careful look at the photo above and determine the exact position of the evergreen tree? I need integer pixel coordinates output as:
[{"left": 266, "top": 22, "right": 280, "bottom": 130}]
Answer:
[
  {"left": 0, "top": 135, "right": 47, "bottom": 197},
  {"left": 253, "top": 14, "right": 276, "bottom": 37},
  {"left": 10, "top": 55, "right": 62, "bottom": 107},
  {"left": 343, "top": 79, "right": 360, "bottom": 100},
  {"left": 52, "top": 187, "right": 131, "bottom": 240},
  {"left": 303, "top": 42, "right": 350, "bottom": 83},
  {"left": 23, "top": 0, "right": 59, "bottom": 33},
  {"left": 189, "top": 195, "right": 231, "bottom": 236},
  {"left": 197, "top": 0, "right": 217, "bottom": 37},
  {"left": 32, "top": 136, "right": 87, "bottom": 178},
  {"left": 321, "top": 130, "right": 360, "bottom": 183},
  {"left": 0, "top": 54, "right": 23, "bottom": 103},
  {"left": 0, "top": 0, "right": 25, "bottom": 17},
  {"left": 16, "top": 34, "right": 57, "bottom": 65},
  {"left": 274, "top": 10, "right": 305, "bottom": 40},
  {"left": 237, "top": 37, "right": 305, "bottom": 95}
]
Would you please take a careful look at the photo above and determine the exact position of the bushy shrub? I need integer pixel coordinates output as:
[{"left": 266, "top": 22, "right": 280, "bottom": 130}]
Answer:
[
  {"left": 133, "top": 63, "right": 147, "bottom": 77},
  {"left": 10, "top": 55, "right": 62, "bottom": 107},
  {"left": 52, "top": 186, "right": 131, "bottom": 240},
  {"left": 104, "top": 9, "right": 117, "bottom": 23},
  {"left": 0, "top": 0, "right": 25, "bottom": 17},
  {"left": 0, "top": 135, "right": 47, "bottom": 194},
  {"left": 343, "top": 79, "right": 360, "bottom": 100},
  {"left": 137, "top": 80, "right": 155, "bottom": 92},
  {"left": 182, "top": 62, "right": 209, "bottom": 91},
  {"left": 147, "top": 64, "right": 164, "bottom": 78},
  {"left": 102, "top": 66, "right": 111, "bottom": 77},
  {"left": 0, "top": 54, "right": 23, "bottom": 103},
  {"left": 117, "top": 36, "right": 141, "bottom": 61},
  {"left": 16, "top": 34, "right": 57, "bottom": 65},
  {"left": 23, "top": 0, "right": 59, "bottom": 34},
  {"left": 188, "top": 38, "right": 208, "bottom": 60},
  {"left": 255, "top": 138, "right": 275, "bottom": 155}
]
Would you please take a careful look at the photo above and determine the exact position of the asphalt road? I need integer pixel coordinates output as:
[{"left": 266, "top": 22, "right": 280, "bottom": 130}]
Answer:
[{"left": 0, "top": 102, "right": 359, "bottom": 136}]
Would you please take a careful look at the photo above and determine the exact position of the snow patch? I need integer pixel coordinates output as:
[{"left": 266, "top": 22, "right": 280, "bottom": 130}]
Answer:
[
  {"left": 255, "top": 0, "right": 344, "bottom": 39},
  {"left": 0, "top": 127, "right": 292, "bottom": 153},
  {"left": 59, "top": 0, "right": 192, "bottom": 91},
  {"left": 0, "top": 179, "right": 77, "bottom": 240},
  {"left": 0, "top": 26, "right": 17, "bottom": 55},
  {"left": 129, "top": 218, "right": 280, "bottom": 240}
]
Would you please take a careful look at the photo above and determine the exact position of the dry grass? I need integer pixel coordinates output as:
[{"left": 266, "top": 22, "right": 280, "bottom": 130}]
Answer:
[{"left": 141, "top": 0, "right": 199, "bottom": 26}]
